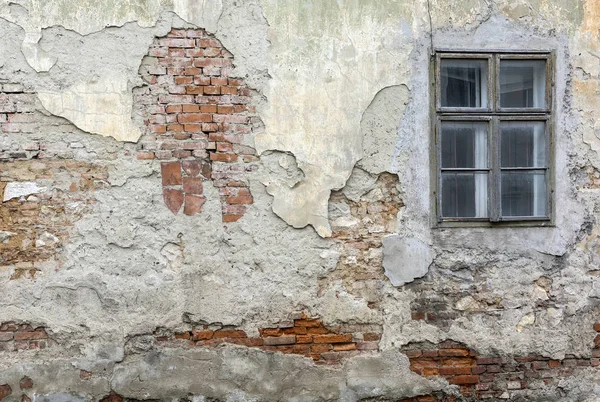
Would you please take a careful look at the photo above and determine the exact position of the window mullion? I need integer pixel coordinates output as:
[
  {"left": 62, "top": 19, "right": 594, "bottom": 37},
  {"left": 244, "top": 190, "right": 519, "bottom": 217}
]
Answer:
[{"left": 490, "top": 116, "right": 501, "bottom": 222}]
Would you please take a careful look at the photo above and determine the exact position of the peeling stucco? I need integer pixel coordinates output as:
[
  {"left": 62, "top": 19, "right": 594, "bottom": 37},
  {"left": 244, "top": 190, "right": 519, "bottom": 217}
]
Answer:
[{"left": 1, "top": 0, "right": 600, "bottom": 400}]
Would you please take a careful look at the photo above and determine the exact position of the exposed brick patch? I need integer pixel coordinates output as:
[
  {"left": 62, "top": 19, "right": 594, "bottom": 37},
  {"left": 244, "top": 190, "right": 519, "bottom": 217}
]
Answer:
[
  {"left": 322, "top": 173, "right": 403, "bottom": 309},
  {"left": 134, "top": 28, "right": 259, "bottom": 222},
  {"left": 154, "top": 312, "right": 381, "bottom": 364},
  {"left": 0, "top": 384, "right": 11, "bottom": 401},
  {"left": 1, "top": 160, "right": 108, "bottom": 270},
  {"left": 0, "top": 322, "right": 51, "bottom": 351},
  {"left": 403, "top": 323, "right": 600, "bottom": 399},
  {"left": 18, "top": 377, "right": 32, "bottom": 390},
  {"left": 100, "top": 391, "right": 123, "bottom": 402}
]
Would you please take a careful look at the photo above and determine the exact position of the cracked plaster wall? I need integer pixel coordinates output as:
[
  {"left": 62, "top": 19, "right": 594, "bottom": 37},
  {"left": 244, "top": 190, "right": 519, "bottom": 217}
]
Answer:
[{"left": 0, "top": 0, "right": 599, "bottom": 400}]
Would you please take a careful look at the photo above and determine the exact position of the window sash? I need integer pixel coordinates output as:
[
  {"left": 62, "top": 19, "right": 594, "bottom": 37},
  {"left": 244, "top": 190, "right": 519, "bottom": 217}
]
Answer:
[{"left": 436, "top": 116, "right": 551, "bottom": 223}]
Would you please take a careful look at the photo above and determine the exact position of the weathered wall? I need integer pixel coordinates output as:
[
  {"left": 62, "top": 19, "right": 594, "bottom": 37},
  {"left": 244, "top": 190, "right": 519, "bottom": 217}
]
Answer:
[{"left": 0, "top": 0, "right": 600, "bottom": 401}]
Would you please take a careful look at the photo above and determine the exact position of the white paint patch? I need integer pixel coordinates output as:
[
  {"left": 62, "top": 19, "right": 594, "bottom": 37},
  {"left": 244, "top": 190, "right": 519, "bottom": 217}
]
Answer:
[
  {"left": 382, "top": 235, "right": 433, "bottom": 286},
  {"left": 38, "top": 78, "right": 142, "bottom": 142},
  {"left": 3, "top": 182, "right": 46, "bottom": 202}
]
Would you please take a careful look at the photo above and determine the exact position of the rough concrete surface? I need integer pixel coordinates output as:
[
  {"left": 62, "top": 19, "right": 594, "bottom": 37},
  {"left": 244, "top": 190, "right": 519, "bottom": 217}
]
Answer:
[{"left": 0, "top": 0, "right": 599, "bottom": 401}]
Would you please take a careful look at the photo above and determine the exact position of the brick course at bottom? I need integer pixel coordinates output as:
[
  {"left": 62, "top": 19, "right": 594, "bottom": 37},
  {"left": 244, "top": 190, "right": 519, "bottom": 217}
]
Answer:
[
  {"left": 402, "top": 324, "right": 600, "bottom": 400},
  {"left": 153, "top": 312, "right": 381, "bottom": 364}
]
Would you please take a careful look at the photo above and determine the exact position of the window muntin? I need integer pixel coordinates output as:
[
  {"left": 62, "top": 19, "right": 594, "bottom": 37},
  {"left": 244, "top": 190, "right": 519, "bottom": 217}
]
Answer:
[{"left": 434, "top": 52, "right": 552, "bottom": 225}]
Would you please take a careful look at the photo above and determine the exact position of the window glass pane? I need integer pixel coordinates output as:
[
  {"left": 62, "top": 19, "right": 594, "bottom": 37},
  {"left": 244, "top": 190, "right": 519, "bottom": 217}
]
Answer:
[
  {"left": 501, "top": 172, "right": 546, "bottom": 217},
  {"left": 501, "top": 121, "right": 546, "bottom": 168},
  {"left": 442, "top": 173, "right": 488, "bottom": 218},
  {"left": 441, "top": 121, "right": 488, "bottom": 168},
  {"left": 441, "top": 59, "right": 488, "bottom": 108},
  {"left": 500, "top": 60, "right": 546, "bottom": 108}
]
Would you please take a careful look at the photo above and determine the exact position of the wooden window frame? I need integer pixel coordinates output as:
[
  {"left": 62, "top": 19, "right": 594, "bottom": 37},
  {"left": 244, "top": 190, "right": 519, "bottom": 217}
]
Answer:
[{"left": 432, "top": 50, "right": 555, "bottom": 228}]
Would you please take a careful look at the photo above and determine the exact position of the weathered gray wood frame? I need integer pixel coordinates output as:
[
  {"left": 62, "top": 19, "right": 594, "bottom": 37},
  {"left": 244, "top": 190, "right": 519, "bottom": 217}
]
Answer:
[{"left": 431, "top": 50, "right": 554, "bottom": 228}]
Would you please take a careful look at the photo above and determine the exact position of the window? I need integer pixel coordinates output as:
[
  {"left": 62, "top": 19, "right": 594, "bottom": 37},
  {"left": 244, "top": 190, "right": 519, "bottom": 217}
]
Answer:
[{"left": 433, "top": 51, "right": 553, "bottom": 225}]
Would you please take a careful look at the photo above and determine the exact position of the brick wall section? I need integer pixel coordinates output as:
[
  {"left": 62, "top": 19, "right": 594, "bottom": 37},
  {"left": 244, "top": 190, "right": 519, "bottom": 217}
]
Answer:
[
  {"left": 1, "top": 84, "right": 108, "bottom": 274},
  {"left": 323, "top": 173, "right": 403, "bottom": 310},
  {"left": 0, "top": 322, "right": 50, "bottom": 351},
  {"left": 135, "top": 29, "right": 259, "bottom": 222},
  {"left": 403, "top": 323, "right": 600, "bottom": 399},
  {"left": 1, "top": 160, "right": 108, "bottom": 273},
  {"left": 154, "top": 313, "right": 381, "bottom": 364}
]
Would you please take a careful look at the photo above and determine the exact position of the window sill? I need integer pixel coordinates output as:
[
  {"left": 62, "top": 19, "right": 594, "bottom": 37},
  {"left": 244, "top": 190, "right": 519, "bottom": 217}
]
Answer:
[{"left": 433, "top": 219, "right": 554, "bottom": 229}]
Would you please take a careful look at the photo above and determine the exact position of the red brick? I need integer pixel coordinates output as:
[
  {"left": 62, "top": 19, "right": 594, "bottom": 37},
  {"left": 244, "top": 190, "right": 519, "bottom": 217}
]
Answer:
[
  {"left": 163, "top": 189, "right": 184, "bottom": 214},
  {"left": 363, "top": 333, "right": 380, "bottom": 341},
  {"left": 263, "top": 335, "right": 296, "bottom": 346},
  {"left": 260, "top": 328, "right": 283, "bottom": 337},
  {"left": 231, "top": 338, "right": 264, "bottom": 347},
  {"left": 471, "top": 366, "right": 486, "bottom": 374},
  {"left": 217, "top": 105, "right": 234, "bottom": 114},
  {"left": 439, "top": 366, "right": 455, "bottom": 375},
  {"left": 595, "top": 334, "right": 600, "bottom": 346},
  {"left": 203, "top": 86, "right": 220, "bottom": 95},
  {"left": 311, "top": 343, "right": 332, "bottom": 353},
  {"left": 306, "top": 327, "right": 330, "bottom": 335},
  {"left": 548, "top": 360, "right": 561, "bottom": 368},
  {"left": 150, "top": 124, "right": 166, "bottom": 133},
  {"left": 19, "top": 376, "right": 33, "bottom": 389},
  {"left": 158, "top": 38, "right": 195, "bottom": 47},
  {"left": 203, "top": 48, "right": 221, "bottom": 57},
  {"left": 333, "top": 343, "right": 356, "bottom": 351},
  {"left": 356, "top": 341, "right": 379, "bottom": 350},
  {"left": 137, "top": 151, "right": 155, "bottom": 160},
  {"left": 175, "top": 332, "right": 191, "bottom": 340},
  {"left": 439, "top": 348, "right": 470, "bottom": 357},
  {"left": 182, "top": 160, "right": 208, "bottom": 178},
  {"left": 184, "top": 67, "right": 202, "bottom": 75},
  {"left": 0, "top": 385, "right": 11, "bottom": 400},
  {"left": 183, "top": 124, "right": 202, "bottom": 132},
  {"left": 167, "top": 123, "right": 184, "bottom": 132},
  {"left": 187, "top": 29, "right": 207, "bottom": 38},
  {"left": 175, "top": 76, "right": 193, "bottom": 85},
  {"left": 296, "top": 335, "right": 312, "bottom": 344},
  {"left": 223, "top": 214, "right": 242, "bottom": 222},
  {"left": 594, "top": 323, "right": 600, "bottom": 332},
  {"left": 182, "top": 104, "right": 200, "bottom": 112},
  {"left": 166, "top": 105, "right": 182, "bottom": 113},
  {"left": 177, "top": 113, "right": 212, "bottom": 123},
  {"left": 186, "top": 86, "right": 204, "bottom": 95},
  {"left": 455, "top": 366, "right": 472, "bottom": 375},
  {"left": 183, "top": 177, "right": 203, "bottom": 194},
  {"left": 227, "top": 195, "right": 252, "bottom": 205},
  {"left": 211, "top": 77, "right": 228, "bottom": 86},
  {"left": 422, "top": 368, "right": 439, "bottom": 376},
  {"left": 210, "top": 153, "right": 238, "bottom": 162},
  {"left": 161, "top": 162, "right": 182, "bottom": 186},
  {"left": 221, "top": 86, "right": 238, "bottom": 95},
  {"left": 200, "top": 105, "right": 218, "bottom": 113},
  {"left": 195, "top": 76, "right": 211, "bottom": 85},
  {"left": 450, "top": 375, "right": 479, "bottom": 385},
  {"left": 172, "top": 150, "right": 192, "bottom": 158},
  {"left": 477, "top": 357, "right": 503, "bottom": 365},
  {"left": 228, "top": 78, "right": 244, "bottom": 86},
  {"left": 202, "top": 123, "right": 219, "bottom": 132},
  {"left": 421, "top": 350, "right": 438, "bottom": 358},
  {"left": 14, "top": 330, "right": 47, "bottom": 340},
  {"left": 198, "top": 39, "right": 222, "bottom": 48},
  {"left": 183, "top": 194, "right": 205, "bottom": 216},
  {"left": 213, "top": 330, "right": 246, "bottom": 339},
  {"left": 191, "top": 330, "right": 213, "bottom": 340}
]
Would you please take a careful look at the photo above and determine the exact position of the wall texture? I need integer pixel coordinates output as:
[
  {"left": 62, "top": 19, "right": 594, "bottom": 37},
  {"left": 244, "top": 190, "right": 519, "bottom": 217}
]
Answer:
[{"left": 0, "top": 0, "right": 599, "bottom": 401}]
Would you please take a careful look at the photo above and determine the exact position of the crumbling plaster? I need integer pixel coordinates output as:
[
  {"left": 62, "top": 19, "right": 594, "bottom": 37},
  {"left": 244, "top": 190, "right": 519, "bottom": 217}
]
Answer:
[{"left": 0, "top": 0, "right": 599, "bottom": 400}]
